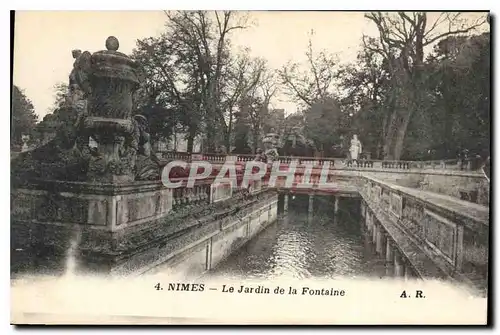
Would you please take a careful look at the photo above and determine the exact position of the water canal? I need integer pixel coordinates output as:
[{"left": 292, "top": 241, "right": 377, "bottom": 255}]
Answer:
[{"left": 207, "top": 195, "right": 386, "bottom": 281}]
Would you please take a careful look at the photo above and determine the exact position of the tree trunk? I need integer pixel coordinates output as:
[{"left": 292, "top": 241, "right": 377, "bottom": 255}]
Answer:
[
  {"left": 252, "top": 130, "right": 259, "bottom": 154},
  {"left": 392, "top": 111, "right": 412, "bottom": 161},
  {"left": 382, "top": 87, "right": 400, "bottom": 160},
  {"left": 391, "top": 83, "right": 414, "bottom": 160},
  {"left": 205, "top": 124, "right": 216, "bottom": 152},
  {"left": 187, "top": 126, "right": 196, "bottom": 153},
  {"left": 225, "top": 110, "right": 233, "bottom": 151},
  {"left": 383, "top": 112, "right": 398, "bottom": 160}
]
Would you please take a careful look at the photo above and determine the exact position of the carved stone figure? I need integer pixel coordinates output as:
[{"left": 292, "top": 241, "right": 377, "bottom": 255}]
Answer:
[
  {"left": 262, "top": 133, "right": 279, "bottom": 163},
  {"left": 12, "top": 36, "right": 161, "bottom": 184},
  {"left": 133, "top": 115, "right": 160, "bottom": 181},
  {"left": 69, "top": 49, "right": 92, "bottom": 98},
  {"left": 349, "top": 134, "right": 362, "bottom": 161}
]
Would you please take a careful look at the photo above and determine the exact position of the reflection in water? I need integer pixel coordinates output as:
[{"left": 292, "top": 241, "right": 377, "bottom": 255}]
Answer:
[
  {"left": 65, "top": 226, "right": 82, "bottom": 278},
  {"left": 208, "top": 195, "right": 386, "bottom": 280}
]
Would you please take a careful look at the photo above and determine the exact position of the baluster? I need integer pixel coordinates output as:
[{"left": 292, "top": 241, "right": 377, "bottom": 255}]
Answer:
[
  {"left": 173, "top": 188, "right": 180, "bottom": 210},
  {"left": 203, "top": 185, "right": 209, "bottom": 203},
  {"left": 192, "top": 187, "right": 198, "bottom": 204},
  {"left": 198, "top": 186, "right": 204, "bottom": 203},
  {"left": 187, "top": 189, "right": 194, "bottom": 206},
  {"left": 177, "top": 188, "right": 184, "bottom": 209}
]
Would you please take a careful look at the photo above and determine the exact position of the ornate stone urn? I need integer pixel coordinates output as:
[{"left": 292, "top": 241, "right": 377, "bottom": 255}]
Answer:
[
  {"left": 262, "top": 132, "right": 280, "bottom": 161},
  {"left": 78, "top": 36, "right": 142, "bottom": 183}
]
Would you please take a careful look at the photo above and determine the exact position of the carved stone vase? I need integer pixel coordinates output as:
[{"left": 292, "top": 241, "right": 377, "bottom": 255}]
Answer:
[{"left": 83, "top": 36, "right": 141, "bottom": 183}]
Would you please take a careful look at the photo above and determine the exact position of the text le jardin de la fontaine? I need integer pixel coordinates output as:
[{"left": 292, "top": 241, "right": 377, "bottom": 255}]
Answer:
[
  {"left": 156, "top": 283, "right": 346, "bottom": 296},
  {"left": 157, "top": 283, "right": 425, "bottom": 298}
]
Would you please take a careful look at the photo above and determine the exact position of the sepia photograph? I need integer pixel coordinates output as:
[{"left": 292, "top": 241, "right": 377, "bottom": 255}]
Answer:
[{"left": 10, "top": 9, "right": 491, "bottom": 325}]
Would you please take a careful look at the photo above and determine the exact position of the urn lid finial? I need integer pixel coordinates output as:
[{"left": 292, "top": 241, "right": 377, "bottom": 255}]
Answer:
[
  {"left": 90, "top": 35, "right": 139, "bottom": 85},
  {"left": 105, "top": 36, "right": 119, "bottom": 51}
]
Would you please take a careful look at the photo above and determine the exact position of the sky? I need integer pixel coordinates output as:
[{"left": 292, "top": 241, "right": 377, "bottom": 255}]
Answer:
[{"left": 13, "top": 11, "right": 487, "bottom": 120}]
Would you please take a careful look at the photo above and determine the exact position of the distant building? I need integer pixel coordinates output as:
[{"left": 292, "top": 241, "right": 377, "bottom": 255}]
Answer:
[{"left": 154, "top": 130, "right": 202, "bottom": 153}]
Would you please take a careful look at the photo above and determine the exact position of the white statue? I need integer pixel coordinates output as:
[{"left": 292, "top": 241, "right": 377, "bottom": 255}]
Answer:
[
  {"left": 21, "top": 134, "right": 30, "bottom": 152},
  {"left": 349, "top": 134, "right": 362, "bottom": 161}
]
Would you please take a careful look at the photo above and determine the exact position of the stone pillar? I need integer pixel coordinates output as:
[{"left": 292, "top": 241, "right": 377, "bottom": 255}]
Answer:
[
  {"left": 372, "top": 221, "right": 378, "bottom": 244},
  {"left": 363, "top": 225, "right": 372, "bottom": 250},
  {"left": 334, "top": 196, "right": 339, "bottom": 215},
  {"left": 376, "top": 229, "right": 386, "bottom": 257},
  {"left": 385, "top": 237, "right": 394, "bottom": 263},
  {"left": 366, "top": 212, "right": 373, "bottom": 235},
  {"left": 283, "top": 194, "right": 289, "bottom": 213},
  {"left": 385, "top": 237, "right": 394, "bottom": 277},
  {"left": 394, "top": 250, "right": 404, "bottom": 277},
  {"left": 404, "top": 264, "right": 412, "bottom": 281}
]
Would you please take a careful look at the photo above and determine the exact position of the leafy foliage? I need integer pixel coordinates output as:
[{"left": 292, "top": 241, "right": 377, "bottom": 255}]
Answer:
[{"left": 11, "top": 85, "right": 38, "bottom": 147}]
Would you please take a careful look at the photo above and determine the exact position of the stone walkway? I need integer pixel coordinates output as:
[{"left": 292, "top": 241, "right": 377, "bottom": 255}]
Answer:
[{"left": 365, "top": 174, "right": 489, "bottom": 225}]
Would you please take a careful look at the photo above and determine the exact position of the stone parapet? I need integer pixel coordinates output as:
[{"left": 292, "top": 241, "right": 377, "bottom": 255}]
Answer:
[
  {"left": 11, "top": 178, "right": 278, "bottom": 278},
  {"left": 359, "top": 175, "right": 489, "bottom": 295}
]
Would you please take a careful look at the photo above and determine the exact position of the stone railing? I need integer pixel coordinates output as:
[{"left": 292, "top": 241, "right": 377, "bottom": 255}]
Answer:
[
  {"left": 171, "top": 179, "right": 211, "bottom": 211},
  {"left": 169, "top": 177, "right": 267, "bottom": 211},
  {"left": 360, "top": 175, "right": 489, "bottom": 291},
  {"left": 158, "top": 151, "right": 482, "bottom": 172},
  {"left": 163, "top": 151, "right": 192, "bottom": 162}
]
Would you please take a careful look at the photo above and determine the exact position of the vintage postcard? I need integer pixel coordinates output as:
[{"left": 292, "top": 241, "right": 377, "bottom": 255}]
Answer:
[{"left": 10, "top": 10, "right": 490, "bottom": 325}]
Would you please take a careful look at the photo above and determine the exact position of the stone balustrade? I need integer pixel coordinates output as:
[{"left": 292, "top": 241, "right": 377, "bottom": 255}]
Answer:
[
  {"left": 359, "top": 174, "right": 489, "bottom": 293},
  {"left": 158, "top": 151, "right": 482, "bottom": 172},
  {"left": 171, "top": 180, "right": 211, "bottom": 210}
]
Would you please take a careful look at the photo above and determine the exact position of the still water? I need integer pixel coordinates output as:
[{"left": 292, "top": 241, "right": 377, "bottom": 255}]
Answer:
[{"left": 207, "top": 195, "right": 386, "bottom": 280}]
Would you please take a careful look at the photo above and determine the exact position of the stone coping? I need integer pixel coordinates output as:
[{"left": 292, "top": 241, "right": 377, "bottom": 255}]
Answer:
[
  {"left": 11, "top": 165, "right": 484, "bottom": 196},
  {"left": 11, "top": 178, "right": 212, "bottom": 196},
  {"left": 205, "top": 162, "right": 484, "bottom": 178},
  {"left": 363, "top": 192, "right": 484, "bottom": 294},
  {"left": 364, "top": 174, "right": 489, "bottom": 228}
]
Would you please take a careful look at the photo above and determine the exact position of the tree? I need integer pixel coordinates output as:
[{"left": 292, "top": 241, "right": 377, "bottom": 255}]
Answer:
[
  {"left": 364, "top": 12, "right": 487, "bottom": 160},
  {"left": 11, "top": 85, "right": 38, "bottom": 147},
  {"left": 133, "top": 10, "right": 251, "bottom": 152},
  {"left": 338, "top": 39, "right": 392, "bottom": 159},
  {"left": 279, "top": 30, "right": 339, "bottom": 108},
  {"left": 236, "top": 62, "right": 277, "bottom": 153},
  {"left": 303, "top": 97, "right": 349, "bottom": 156},
  {"left": 231, "top": 110, "right": 252, "bottom": 154},
  {"left": 422, "top": 32, "right": 490, "bottom": 159},
  {"left": 279, "top": 33, "right": 346, "bottom": 156},
  {"left": 279, "top": 112, "right": 316, "bottom": 157},
  {"left": 31, "top": 83, "right": 73, "bottom": 145},
  {"left": 221, "top": 52, "right": 268, "bottom": 150},
  {"left": 133, "top": 34, "right": 191, "bottom": 147}
]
